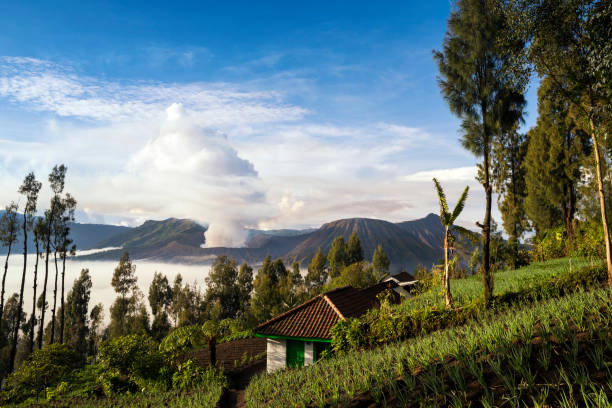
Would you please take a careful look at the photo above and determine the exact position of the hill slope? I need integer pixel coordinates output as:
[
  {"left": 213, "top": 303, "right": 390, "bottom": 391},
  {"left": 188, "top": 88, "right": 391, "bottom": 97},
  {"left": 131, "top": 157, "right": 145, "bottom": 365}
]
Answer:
[{"left": 285, "top": 214, "right": 444, "bottom": 271}]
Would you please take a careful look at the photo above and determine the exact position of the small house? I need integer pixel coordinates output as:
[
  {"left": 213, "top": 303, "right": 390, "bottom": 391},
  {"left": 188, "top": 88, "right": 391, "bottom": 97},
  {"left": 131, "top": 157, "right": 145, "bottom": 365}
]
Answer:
[{"left": 254, "top": 281, "right": 402, "bottom": 372}]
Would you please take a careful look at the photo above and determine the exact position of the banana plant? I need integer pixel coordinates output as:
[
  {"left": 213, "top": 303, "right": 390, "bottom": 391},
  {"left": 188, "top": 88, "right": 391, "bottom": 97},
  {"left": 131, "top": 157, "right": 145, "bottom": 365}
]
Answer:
[{"left": 433, "top": 178, "right": 470, "bottom": 309}]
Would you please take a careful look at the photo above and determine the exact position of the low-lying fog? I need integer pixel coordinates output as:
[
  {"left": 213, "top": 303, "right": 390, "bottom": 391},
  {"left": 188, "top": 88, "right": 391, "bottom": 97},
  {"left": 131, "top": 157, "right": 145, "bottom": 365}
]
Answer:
[{"left": 3, "top": 252, "right": 211, "bottom": 325}]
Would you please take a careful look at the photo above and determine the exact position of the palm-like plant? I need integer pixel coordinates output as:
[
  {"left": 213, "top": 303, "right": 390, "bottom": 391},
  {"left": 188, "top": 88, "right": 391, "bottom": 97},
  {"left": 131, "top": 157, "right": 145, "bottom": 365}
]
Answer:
[{"left": 433, "top": 178, "right": 470, "bottom": 309}]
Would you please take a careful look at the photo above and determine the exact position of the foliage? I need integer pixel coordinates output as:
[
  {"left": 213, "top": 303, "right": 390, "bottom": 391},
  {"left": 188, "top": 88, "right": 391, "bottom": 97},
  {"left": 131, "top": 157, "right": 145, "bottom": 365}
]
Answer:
[
  {"left": 531, "top": 226, "right": 568, "bottom": 261},
  {"left": 305, "top": 247, "right": 327, "bottom": 294},
  {"left": 1, "top": 344, "right": 81, "bottom": 403},
  {"left": 97, "top": 334, "right": 164, "bottom": 393},
  {"left": 204, "top": 255, "right": 245, "bottom": 321},
  {"left": 327, "top": 236, "right": 348, "bottom": 278},
  {"left": 64, "top": 269, "right": 92, "bottom": 359},
  {"left": 330, "top": 261, "right": 378, "bottom": 289},
  {"left": 346, "top": 232, "right": 364, "bottom": 264},
  {"left": 171, "top": 360, "right": 226, "bottom": 390},
  {"left": 371, "top": 245, "right": 390, "bottom": 278},
  {"left": 250, "top": 256, "right": 300, "bottom": 322}
]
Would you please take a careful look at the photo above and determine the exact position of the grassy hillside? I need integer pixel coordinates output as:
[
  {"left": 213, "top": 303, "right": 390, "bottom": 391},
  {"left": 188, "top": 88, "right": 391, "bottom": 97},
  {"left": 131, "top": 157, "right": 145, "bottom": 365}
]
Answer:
[{"left": 246, "top": 259, "right": 612, "bottom": 407}]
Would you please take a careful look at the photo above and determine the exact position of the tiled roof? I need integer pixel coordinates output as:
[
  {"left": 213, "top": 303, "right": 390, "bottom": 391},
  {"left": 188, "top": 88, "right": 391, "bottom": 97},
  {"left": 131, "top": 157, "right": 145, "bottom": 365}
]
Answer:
[
  {"left": 254, "top": 282, "right": 401, "bottom": 340},
  {"left": 388, "top": 271, "right": 416, "bottom": 283}
]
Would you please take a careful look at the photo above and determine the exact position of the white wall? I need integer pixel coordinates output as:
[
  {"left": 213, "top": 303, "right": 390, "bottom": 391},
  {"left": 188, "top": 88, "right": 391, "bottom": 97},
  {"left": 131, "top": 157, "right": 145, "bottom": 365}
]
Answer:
[
  {"left": 304, "top": 341, "right": 314, "bottom": 365},
  {"left": 266, "top": 338, "right": 286, "bottom": 372}
]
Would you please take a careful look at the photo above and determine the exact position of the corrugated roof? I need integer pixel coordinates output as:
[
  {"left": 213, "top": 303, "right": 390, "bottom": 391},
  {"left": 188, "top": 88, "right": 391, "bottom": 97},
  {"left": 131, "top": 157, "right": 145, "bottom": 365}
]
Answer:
[
  {"left": 254, "top": 282, "right": 400, "bottom": 340},
  {"left": 389, "top": 271, "right": 416, "bottom": 283}
]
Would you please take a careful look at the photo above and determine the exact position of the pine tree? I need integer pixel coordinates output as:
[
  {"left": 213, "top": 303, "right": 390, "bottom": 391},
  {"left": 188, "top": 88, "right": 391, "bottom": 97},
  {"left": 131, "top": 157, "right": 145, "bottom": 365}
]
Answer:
[
  {"left": 250, "top": 255, "right": 289, "bottom": 322},
  {"left": 327, "top": 236, "right": 347, "bottom": 279},
  {"left": 305, "top": 247, "right": 327, "bottom": 294},
  {"left": 204, "top": 256, "right": 241, "bottom": 320},
  {"left": 521, "top": 0, "right": 612, "bottom": 284},
  {"left": 523, "top": 78, "right": 590, "bottom": 238},
  {"left": 434, "top": 0, "right": 526, "bottom": 305},
  {"left": 346, "top": 233, "right": 364, "bottom": 264},
  {"left": 10, "top": 173, "right": 41, "bottom": 373},
  {"left": 372, "top": 245, "right": 390, "bottom": 279},
  {"left": 494, "top": 129, "right": 530, "bottom": 268},
  {"left": 88, "top": 303, "right": 104, "bottom": 356}
]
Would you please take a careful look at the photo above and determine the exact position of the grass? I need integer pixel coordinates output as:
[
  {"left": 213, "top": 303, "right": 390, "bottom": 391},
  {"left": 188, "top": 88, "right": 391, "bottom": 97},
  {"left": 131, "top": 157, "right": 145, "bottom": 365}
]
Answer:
[
  {"left": 246, "top": 259, "right": 611, "bottom": 407},
  {"left": 400, "top": 257, "right": 593, "bottom": 313},
  {"left": 13, "top": 383, "right": 225, "bottom": 408}
]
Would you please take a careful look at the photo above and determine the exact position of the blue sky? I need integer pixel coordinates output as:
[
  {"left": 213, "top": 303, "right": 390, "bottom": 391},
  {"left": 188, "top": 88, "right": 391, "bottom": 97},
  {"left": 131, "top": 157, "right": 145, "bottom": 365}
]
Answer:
[{"left": 0, "top": 1, "right": 537, "bottom": 245}]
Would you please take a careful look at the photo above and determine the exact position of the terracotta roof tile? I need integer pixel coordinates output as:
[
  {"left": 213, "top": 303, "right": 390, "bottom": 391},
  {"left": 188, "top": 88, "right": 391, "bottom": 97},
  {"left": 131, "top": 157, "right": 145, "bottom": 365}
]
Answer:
[{"left": 254, "top": 282, "right": 401, "bottom": 340}]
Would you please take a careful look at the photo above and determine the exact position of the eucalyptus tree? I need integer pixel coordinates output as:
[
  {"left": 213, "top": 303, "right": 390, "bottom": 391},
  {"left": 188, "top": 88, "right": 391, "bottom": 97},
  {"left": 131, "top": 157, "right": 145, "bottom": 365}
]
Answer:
[
  {"left": 38, "top": 164, "right": 66, "bottom": 349},
  {"left": 58, "top": 194, "right": 76, "bottom": 343},
  {"left": 520, "top": 0, "right": 612, "bottom": 284},
  {"left": 433, "top": 179, "right": 469, "bottom": 308},
  {"left": 434, "top": 0, "right": 526, "bottom": 305},
  {"left": 29, "top": 219, "right": 44, "bottom": 352},
  {"left": 9, "top": 173, "right": 41, "bottom": 373},
  {"left": 0, "top": 202, "right": 19, "bottom": 327}
]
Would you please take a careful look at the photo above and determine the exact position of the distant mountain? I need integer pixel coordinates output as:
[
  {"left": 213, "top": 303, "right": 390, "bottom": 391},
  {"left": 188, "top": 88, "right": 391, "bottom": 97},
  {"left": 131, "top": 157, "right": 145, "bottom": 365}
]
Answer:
[
  {"left": 74, "top": 213, "right": 449, "bottom": 273},
  {"left": 0, "top": 212, "right": 130, "bottom": 255},
  {"left": 284, "top": 215, "right": 445, "bottom": 271},
  {"left": 80, "top": 218, "right": 206, "bottom": 260}
]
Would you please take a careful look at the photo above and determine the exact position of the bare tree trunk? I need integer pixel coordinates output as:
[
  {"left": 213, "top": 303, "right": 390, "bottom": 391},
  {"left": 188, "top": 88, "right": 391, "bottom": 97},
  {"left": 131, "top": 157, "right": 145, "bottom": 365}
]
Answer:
[
  {"left": 0, "top": 242, "right": 13, "bottom": 325},
  {"left": 590, "top": 120, "right": 612, "bottom": 286},
  {"left": 209, "top": 338, "right": 216, "bottom": 367},
  {"left": 51, "top": 251, "right": 59, "bottom": 344},
  {"left": 443, "top": 228, "right": 452, "bottom": 308},
  {"left": 9, "top": 215, "right": 28, "bottom": 373},
  {"left": 482, "top": 142, "right": 494, "bottom": 306},
  {"left": 29, "top": 239, "right": 39, "bottom": 353},
  {"left": 59, "top": 252, "right": 66, "bottom": 343}
]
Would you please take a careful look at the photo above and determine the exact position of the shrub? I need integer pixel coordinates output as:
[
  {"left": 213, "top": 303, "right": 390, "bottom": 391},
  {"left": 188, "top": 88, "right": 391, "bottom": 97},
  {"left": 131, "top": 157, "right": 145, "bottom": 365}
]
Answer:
[
  {"left": 1, "top": 344, "right": 81, "bottom": 403},
  {"left": 97, "top": 334, "right": 165, "bottom": 394},
  {"left": 159, "top": 325, "right": 206, "bottom": 360},
  {"left": 171, "top": 359, "right": 226, "bottom": 390}
]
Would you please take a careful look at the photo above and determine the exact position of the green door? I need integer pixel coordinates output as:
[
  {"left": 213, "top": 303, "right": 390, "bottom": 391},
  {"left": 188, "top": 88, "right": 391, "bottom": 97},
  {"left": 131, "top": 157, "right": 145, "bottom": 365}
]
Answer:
[{"left": 286, "top": 340, "right": 304, "bottom": 368}]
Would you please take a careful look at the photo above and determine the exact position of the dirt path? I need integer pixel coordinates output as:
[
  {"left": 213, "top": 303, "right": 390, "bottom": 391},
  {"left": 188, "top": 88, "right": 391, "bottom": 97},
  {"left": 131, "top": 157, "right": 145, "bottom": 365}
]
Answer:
[{"left": 219, "top": 361, "right": 265, "bottom": 408}]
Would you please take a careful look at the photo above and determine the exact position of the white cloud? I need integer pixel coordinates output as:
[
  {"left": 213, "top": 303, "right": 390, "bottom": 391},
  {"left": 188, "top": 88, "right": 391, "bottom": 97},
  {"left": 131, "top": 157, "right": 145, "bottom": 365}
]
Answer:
[{"left": 0, "top": 56, "right": 496, "bottom": 241}]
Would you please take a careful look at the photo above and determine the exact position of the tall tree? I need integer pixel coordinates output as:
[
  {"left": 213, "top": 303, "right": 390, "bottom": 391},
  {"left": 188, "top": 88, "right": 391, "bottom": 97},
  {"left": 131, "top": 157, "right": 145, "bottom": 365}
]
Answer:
[
  {"left": 109, "top": 250, "right": 137, "bottom": 337},
  {"left": 372, "top": 245, "right": 390, "bottom": 278},
  {"left": 58, "top": 194, "right": 76, "bottom": 344},
  {"left": 9, "top": 173, "right": 41, "bottom": 373},
  {"left": 38, "top": 164, "right": 66, "bottom": 349},
  {"left": 237, "top": 262, "right": 253, "bottom": 318},
  {"left": 88, "top": 303, "right": 104, "bottom": 356},
  {"left": 0, "top": 294, "right": 25, "bottom": 380},
  {"left": 305, "top": 247, "right": 327, "bottom": 294},
  {"left": 148, "top": 271, "right": 172, "bottom": 341},
  {"left": 522, "top": 0, "right": 612, "bottom": 284},
  {"left": 28, "top": 219, "right": 43, "bottom": 353},
  {"left": 250, "top": 255, "right": 290, "bottom": 322},
  {"left": 494, "top": 129, "right": 530, "bottom": 268},
  {"left": 64, "top": 269, "right": 92, "bottom": 359},
  {"left": 433, "top": 178, "right": 470, "bottom": 308},
  {"left": 0, "top": 202, "right": 19, "bottom": 327},
  {"left": 524, "top": 79, "right": 591, "bottom": 238},
  {"left": 434, "top": 0, "right": 526, "bottom": 305},
  {"left": 346, "top": 233, "right": 364, "bottom": 264},
  {"left": 327, "top": 236, "right": 347, "bottom": 279},
  {"left": 204, "top": 256, "right": 241, "bottom": 320}
]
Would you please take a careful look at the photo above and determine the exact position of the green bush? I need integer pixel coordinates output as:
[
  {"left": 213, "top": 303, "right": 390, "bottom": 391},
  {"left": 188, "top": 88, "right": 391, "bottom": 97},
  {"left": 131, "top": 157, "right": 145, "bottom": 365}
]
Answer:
[
  {"left": 97, "top": 334, "right": 166, "bottom": 394},
  {"left": 159, "top": 325, "right": 206, "bottom": 360},
  {"left": 1, "top": 344, "right": 81, "bottom": 403},
  {"left": 532, "top": 226, "right": 567, "bottom": 261},
  {"left": 171, "top": 359, "right": 226, "bottom": 390},
  {"left": 572, "top": 220, "right": 606, "bottom": 260}
]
